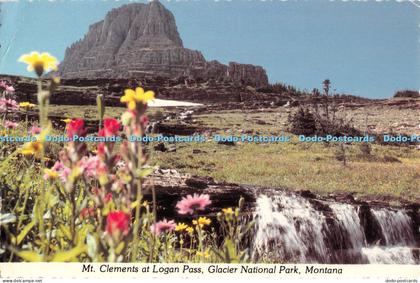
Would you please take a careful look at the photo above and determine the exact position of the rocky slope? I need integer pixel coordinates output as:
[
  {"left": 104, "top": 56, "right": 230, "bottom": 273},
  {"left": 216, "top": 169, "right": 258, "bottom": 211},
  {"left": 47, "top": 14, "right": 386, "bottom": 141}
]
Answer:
[{"left": 56, "top": 1, "right": 269, "bottom": 88}]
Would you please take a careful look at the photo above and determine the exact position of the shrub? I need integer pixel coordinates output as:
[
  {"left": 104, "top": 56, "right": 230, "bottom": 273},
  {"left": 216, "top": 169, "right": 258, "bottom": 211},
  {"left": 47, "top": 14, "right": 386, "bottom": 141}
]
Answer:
[{"left": 393, "top": 90, "right": 420, "bottom": 99}]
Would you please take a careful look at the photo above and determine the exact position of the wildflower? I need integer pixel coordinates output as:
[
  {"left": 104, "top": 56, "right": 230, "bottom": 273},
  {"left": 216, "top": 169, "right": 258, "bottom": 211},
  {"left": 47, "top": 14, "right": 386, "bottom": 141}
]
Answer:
[
  {"left": 18, "top": 51, "right": 58, "bottom": 77},
  {"left": 192, "top": 217, "right": 211, "bottom": 228},
  {"left": 104, "top": 193, "right": 113, "bottom": 203},
  {"left": 120, "top": 87, "right": 155, "bottom": 110},
  {"left": 98, "top": 118, "right": 120, "bottom": 137},
  {"left": 19, "top": 102, "right": 36, "bottom": 109},
  {"left": 66, "top": 119, "right": 86, "bottom": 138},
  {"left": 0, "top": 98, "right": 19, "bottom": 112},
  {"left": 50, "top": 161, "right": 71, "bottom": 183},
  {"left": 186, "top": 226, "right": 194, "bottom": 234},
  {"left": 43, "top": 168, "right": 59, "bottom": 180},
  {"left": 140, "top": 115, "right": 149, "bottom": 126},
  {"left": 150, "top": 219, "right": 176, "bottom": 235},
  {"left": 106, "top": 211, "right": 131, "bottom": 236},
  {"left": 80, "top": 207, "right": 95, "bottom": 219},
  {"left": 80, "top": 155, "right": 101, "bottom": 179},
  {"left": 222, "top": 207, "right": 234, "bottom": 217},
  {"left": 21, "top": 141, "right": 43, "bottom": 157},
  {"left": 0, "top": 81, "right": 15, "bottom": 94},
  {"left": 28, "top": 125, "right": 42, "bottom": 135},
  {"left": 6, "top": 86, "right": 15, "bottom": 93},
  {"left": 59, "top": 167, "right": 71, "bottom": 183},
  {"left": 61, "top": 118, "right": 72, "bottom": 124},
  {"left": 176, "top": 193, "right": 212, "bottom": 215},
  {"left": 175, "top": 222, "right": 189, "bottom": 232},
  {"left": 4, "top": 120, "right": 18, "bottom": 129},
  {"left": 196, "top": 250, "right": 211, "bottom": 259},
  {"left": 97, "top": 143, "right": 106, "bottom": 157}
]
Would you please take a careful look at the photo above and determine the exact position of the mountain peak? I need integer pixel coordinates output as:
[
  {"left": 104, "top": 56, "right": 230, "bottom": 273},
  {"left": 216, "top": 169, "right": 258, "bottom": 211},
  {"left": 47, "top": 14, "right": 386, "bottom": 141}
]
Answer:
[{"left": 57, "top": 2, "right": 268, "bottom": 87}]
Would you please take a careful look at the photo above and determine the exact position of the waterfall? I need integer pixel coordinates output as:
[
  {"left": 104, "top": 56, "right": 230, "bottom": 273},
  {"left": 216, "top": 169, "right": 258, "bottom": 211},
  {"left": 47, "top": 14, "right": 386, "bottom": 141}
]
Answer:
[
  {"left": 251, "top": 190, "right": 418, "bottom": 264},
  {"left": 330, "top": 203, "right": 366, "bottom": 249},
  {"left": 252, "top": 192, "right": 330, "bottom": 263},
  {"left": 371, "top": 209, "right": 415, "bottom": 246},
  {"left": 361, "top": 247, "right": 416, "bottom": 264}
]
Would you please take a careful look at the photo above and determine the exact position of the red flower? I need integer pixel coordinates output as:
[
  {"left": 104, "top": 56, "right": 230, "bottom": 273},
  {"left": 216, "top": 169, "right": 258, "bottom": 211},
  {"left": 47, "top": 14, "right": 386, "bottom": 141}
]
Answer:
[
  {"left": 99, "top": 118, "right": 120, "bottom": 137},
  {"left": 97, "top": 143, "right": 106, "bottom": 157},
  {"left": 106, "top": 211, "right": 130, "bottom": 236},
  {"left": 80, "top": 207, "right": 95, "bottom": 219},
  {"left": 104, "top": 193, "right": 113, "bottom": 203},
  {"left": 67, "top": 119, "right": 87, "bottom": 138},
  {"left": 140, "top": 115, "right": 149, "bottom": 127}
]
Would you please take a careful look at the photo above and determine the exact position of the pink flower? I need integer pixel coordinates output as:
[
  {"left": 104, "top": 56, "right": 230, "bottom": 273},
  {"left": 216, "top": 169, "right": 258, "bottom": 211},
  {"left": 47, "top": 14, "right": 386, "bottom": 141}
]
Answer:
[
  {"left": 6, "top": 86, "right": 15, "bottom": 93},
  {"left": 80, "top": 156, "right": 102, "bottom": 179},
  {"left": 0, "top": 81, "right": 14, "bottom": 93},
  {"left": 0, "top": 98, "right": 19, "bottom": 112},
  {"left": 59, "top": 167, "right": 71, "bottom": 183},
  {"left": 51, "top": 161, "right": 64, "bottom": 171},
  {"left": 150, "top": 219, "right": 176, "bottom": 235},
  {"left": 175, "top": 193, "right": 212, "bottom": 215},
  {"left": 4, "top": 120, "right": 18, "bottom": 129},
  {"left": 28, "top": 125, "right": 42, "bottom": 135},
  {"left": 50, "top": 161, "right": 71, "bottom": 183}
]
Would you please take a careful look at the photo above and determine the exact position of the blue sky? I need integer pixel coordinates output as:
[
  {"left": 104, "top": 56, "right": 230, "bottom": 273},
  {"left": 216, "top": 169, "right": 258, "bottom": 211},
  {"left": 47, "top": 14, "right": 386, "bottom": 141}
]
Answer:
[{"left": 0, "top": 0, "right": 419, "bottom": 98}]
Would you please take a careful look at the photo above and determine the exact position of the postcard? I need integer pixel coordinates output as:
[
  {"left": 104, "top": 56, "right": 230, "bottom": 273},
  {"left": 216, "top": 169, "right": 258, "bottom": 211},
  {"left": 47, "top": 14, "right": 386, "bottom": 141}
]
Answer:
[{"left": 0, "top": 0, "right": 419, "bottom": 282}]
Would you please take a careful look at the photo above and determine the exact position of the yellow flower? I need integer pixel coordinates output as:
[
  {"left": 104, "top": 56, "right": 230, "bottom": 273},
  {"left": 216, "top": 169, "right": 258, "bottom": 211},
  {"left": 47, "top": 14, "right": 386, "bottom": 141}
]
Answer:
[
  {"left": 18, "top": 52, "right": 58, "bottom": 77},
  {"left": 61, "top": 118, "right": 72, "bottom": 124},
  {"left": 21, "top": 141, "right": 43, "bottom": 157},
  {"left": 192, "top": 217, "right": 211, "bottom": 228},
  {"left": 19, "top": 102, "right": 36, "bottom": 109},
  {"left": 222, "top": 207, "right": 234, "bottom": 216},
  {"left": 186, "top": 226, "right": 194, "bottom": 234},
  {"left": 175, "top": 222, "right": 189, "bottom": 232},
  {"left": 196, "top": 249, "right": 211, "bottom": 259},
  {"left": 121, "top": 87, "right": 155, "bottom": 110},
  {"left": 44, "top": 168, "right": 59, "bottom": 179}
]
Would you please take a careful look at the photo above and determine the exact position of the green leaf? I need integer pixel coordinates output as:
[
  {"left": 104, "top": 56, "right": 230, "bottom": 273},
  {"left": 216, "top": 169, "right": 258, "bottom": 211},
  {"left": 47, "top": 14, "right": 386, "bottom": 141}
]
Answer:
[
  {"left": 59, "top": 225, "right": 72, "bottom": 241},
  {"left": 51, "top": 245, "right": 87, "bottom": 262},
  {"left": 115, "top": 242, "right": 125, "bottom": 255},
  {"left": 135, "top": 167, "right": 154, "bottom": 179},
  {"left": 16, "top": 220, "right": 36, "bottom": 245},
  {"left": 17, "top": 250, "right": 43, "bottom": 262}
]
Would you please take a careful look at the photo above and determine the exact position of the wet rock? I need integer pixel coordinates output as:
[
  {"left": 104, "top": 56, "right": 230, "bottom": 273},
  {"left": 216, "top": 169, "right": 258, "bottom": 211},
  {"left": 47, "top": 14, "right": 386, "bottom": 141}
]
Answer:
[{"left": 358, "top": 203, "right": 385, "bottom": 245}]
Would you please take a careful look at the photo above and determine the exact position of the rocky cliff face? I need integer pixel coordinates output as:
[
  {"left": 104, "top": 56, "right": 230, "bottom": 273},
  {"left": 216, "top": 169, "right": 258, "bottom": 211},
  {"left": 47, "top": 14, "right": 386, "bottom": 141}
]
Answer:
[{"left": 56, "top": 1, "right": 269, "bottom": 87}]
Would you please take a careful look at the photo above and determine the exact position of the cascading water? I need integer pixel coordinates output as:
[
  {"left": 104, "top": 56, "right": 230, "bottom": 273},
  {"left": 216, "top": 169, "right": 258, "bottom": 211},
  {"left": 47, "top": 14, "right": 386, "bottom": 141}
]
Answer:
[
  {"left": 252, "top": 193, "right": 329, "bottom": 263},
  {"left": 370, "top": 209, "right": 415, "bottom": 246},
  {"left": 251, "top": 190, "right": 418, "bottom": 264}
]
